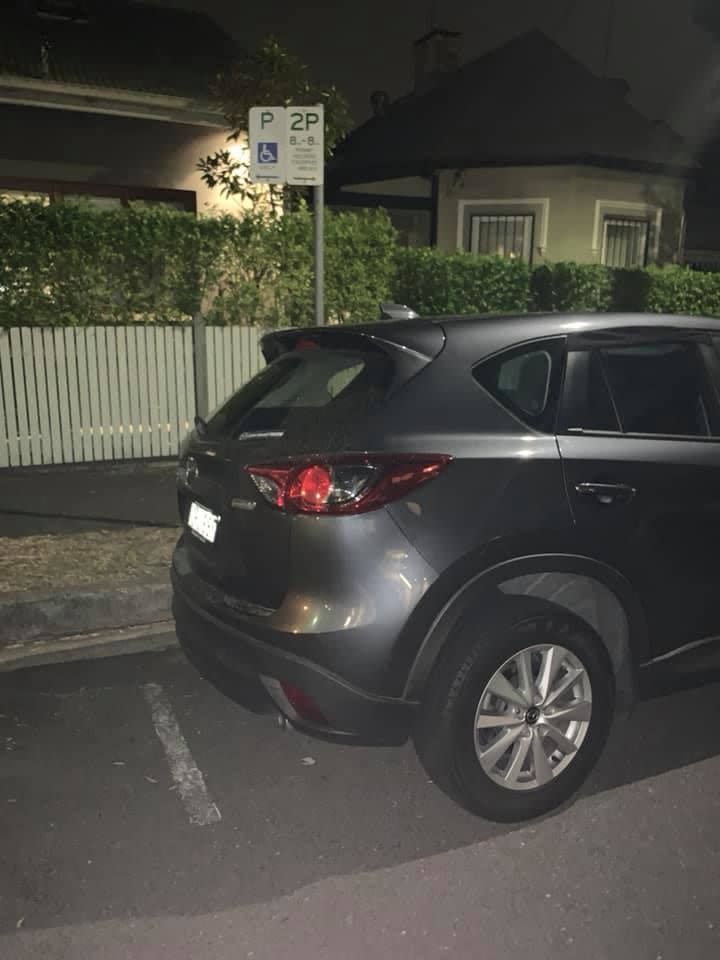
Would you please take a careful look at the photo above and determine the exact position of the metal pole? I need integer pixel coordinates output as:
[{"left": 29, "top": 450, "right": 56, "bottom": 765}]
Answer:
[
  {"left": 314, "top": 183, "right": 325, "bottom": 326},
  {"left": 192, "top": 312, "right": 208, "bottom": 420}
]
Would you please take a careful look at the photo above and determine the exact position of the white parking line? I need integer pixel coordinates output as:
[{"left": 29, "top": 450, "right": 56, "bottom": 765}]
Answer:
[{"left": 143, "top": 682, "right": 221, "bottom": 827}]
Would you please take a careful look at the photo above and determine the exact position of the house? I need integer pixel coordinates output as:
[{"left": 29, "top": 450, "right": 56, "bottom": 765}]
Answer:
[
  {"left": 0, "top": 0, "right": 240, "bottom": 215},
  {"left": 329, "top": 29, "right": 695, "bottom": 268}
]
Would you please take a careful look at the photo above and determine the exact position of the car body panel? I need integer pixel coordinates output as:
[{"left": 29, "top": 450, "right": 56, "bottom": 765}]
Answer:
[
  {"left": 172, "top": 572, "right": 415, "bottom": 746},
  {"left": 173, "top": 499, "right": 438, "bottom": 697},
  {"left": 558, "top": 433, "right": 720, "bottom": 661},
  {"left": 178, "top": 439, "right": 293, "bottom": 611}
]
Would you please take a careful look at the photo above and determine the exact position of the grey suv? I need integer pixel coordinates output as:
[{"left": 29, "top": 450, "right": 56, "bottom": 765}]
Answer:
[{"left": 172, "top": 313, "right": 720, "bottom": 821}]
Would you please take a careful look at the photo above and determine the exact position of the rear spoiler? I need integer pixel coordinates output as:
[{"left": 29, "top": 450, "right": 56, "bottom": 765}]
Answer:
[
  {"left": 261, "top": 324, "right": 445, "bottom": 364},
  {"left": 261, "top": 304, "right": 442, "bottom": 366}
]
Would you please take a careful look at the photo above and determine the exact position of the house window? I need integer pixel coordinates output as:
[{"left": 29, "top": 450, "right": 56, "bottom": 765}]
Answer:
[
  {"left": 65, "top": 195, "right": 124, "bottom": 210},
  {"left": 0, "top": 178, "right": 196, "bottom": 213},
  {"left": 469, "top": 214, "right": 534, "bottom": 263},
  {"left": 602, "top": 217, "right": 649, "bottom": 268}
]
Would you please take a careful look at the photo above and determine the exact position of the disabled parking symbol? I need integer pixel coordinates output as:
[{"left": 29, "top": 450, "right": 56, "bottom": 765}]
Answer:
[{"left": 258, "top": 142, "right": 279, "bottom": 164}]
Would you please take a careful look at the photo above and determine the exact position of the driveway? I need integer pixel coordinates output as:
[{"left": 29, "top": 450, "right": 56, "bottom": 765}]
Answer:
[{"left": 1, "top": 646, "right": 720, "bottom": 958}]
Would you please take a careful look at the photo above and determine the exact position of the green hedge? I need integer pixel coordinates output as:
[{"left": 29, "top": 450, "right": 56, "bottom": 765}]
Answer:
[
  {"left": 530, "top": 263, "right": 614, "bottom": 313},
  {"left": 0, "top": 202, "right": 206, "bottom": 327},
  {"left": 528, "top": 261, "right": 720, "bottom": 317},
  {"left": 643, "top": 265, "right": 720, "bottom": 316},
  {"left": 396, "top": 253, "right": 720, "bottom": 319},
  {"left": 4, "top": 199, "right": 720, "bottom": 327},
  {"left": 0, "top": 201, "right": 397, "bottom": 328},
  {"left": 393, "top": 247, "right": 530, "bottom": 315}
]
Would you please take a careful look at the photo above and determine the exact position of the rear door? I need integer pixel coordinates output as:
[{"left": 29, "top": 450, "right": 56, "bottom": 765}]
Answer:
[
  {"left": 557, "top": 328, "right": 720, "bottom": 664},
  {"left": 179, "top": 332, "right": 423, "bottom": 611}
]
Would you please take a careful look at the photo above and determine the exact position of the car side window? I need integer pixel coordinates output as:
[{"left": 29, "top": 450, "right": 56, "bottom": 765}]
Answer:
[
  {"left": 562, "top": 340, "right": 714, "bottom": 438},
  {"left": 474, "top": 338, "right": 565, "bottom": 432},
  {"left": 602, "top": 343, "right": 710, "bottom": 437}
]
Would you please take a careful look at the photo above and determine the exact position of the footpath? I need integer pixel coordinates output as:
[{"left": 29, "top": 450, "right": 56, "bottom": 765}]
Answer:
[{"left": 0, "top": 462, "right": 180, "bottom": 670}]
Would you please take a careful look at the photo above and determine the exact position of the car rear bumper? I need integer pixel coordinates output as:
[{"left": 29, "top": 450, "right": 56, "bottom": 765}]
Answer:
[{"left": 171, "top": 569, "right": 417, "bottom": 746}]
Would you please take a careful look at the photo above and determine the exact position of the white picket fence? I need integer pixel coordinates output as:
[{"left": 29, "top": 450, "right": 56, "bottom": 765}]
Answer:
[
  {"left": 0, "top": 325, "right": 264, "bottom": 468},
  {"left": 204, "top": 325, "right": 265, "bottom": 414}
]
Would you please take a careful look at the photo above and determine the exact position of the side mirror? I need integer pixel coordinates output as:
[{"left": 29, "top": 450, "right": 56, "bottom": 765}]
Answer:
[{"left": 380, "top": 302, "right": 419, "bottom": 321}]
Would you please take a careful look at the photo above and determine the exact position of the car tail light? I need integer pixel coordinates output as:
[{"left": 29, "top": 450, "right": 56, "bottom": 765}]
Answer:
[{"left": 247, "top": 453, "right": 451, "bottom": 515}]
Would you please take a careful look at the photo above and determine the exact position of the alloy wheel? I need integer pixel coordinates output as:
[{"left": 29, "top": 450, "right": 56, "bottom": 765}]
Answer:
[{"left": 473, "top": 643, "right": 593, "bottom": 791}]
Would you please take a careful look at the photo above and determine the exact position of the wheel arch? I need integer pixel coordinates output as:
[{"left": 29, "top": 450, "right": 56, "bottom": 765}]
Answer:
[{"left": 403, "top": 554, "right": 648, "bottom": 711}]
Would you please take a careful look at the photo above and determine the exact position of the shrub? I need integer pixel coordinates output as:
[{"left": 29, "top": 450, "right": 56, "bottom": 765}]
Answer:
[
  {"left": 0, "top": 200, "right": 397, "bottom": 328},
  {"left": 529, "top": 265, "right": 554, "bottom": 312},
  {"left": 644, "top": 265, "right": 720, "bottom": 317},
  {"left": 0, "top": 201, "right": 210, "bottom": 327},
  {"left": 326, "top": 209, "right": 398, "bottom": 323},
  {"left": 611, "top": 269, "right": 652, "bottom": 312},
  {"left": 392, "top": 248, "right": 530, "bottom": 315},
  {"left": 531, "top": 263, "right": 720, "bottom": 317},
  {"left": 530, "top": 262, "right": 613, "bottom": 313},
  {"left": 4, "top": 197, "right": 720, "bottom": 329}
]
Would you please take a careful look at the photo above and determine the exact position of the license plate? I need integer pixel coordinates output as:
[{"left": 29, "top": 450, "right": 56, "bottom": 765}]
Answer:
[{"left": 188, "top": 501, "right": 219, "bottom": 544}]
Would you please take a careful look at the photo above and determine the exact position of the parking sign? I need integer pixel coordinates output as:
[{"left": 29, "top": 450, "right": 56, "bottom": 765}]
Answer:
[
  {"left": 286, "top": 106, "right": 324, "bottom": 186},
  {"left": 249, "top": 107, "right": 286, "bottom": 183}
]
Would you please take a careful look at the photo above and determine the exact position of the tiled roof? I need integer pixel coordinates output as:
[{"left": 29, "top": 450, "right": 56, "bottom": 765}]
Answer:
[
  {"left": 331, "top": 30, "right": 694, "bottom": 183},
  {"left": 0, "top": 3, "right": 237, "bottom": 100}
]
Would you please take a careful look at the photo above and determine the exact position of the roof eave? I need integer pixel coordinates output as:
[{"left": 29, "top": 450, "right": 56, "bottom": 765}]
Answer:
[
  {"left": 331, "top": 152, "right": 695, "bottom": 187},
  {"left": 0, "top": 74, "right": 226, "bottom": 127}
]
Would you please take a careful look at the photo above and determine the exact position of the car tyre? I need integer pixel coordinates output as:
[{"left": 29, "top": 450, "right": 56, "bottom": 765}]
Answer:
[{"left": 414, "top": 595, "right": 615, "bottom": 822}]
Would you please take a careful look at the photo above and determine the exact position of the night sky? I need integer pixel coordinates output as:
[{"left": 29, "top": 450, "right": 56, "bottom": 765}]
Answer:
[{"left": 159, "top": 0, "right": 720, "bottom": 142}]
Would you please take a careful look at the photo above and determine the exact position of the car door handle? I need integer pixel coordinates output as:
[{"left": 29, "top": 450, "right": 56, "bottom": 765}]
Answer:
[{"left": 574, "top": 482, "right": 637, "bottom": 505}]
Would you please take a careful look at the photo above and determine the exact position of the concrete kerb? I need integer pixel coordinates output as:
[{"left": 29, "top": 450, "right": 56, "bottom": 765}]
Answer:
[{"left": 0, "top": 581, "right": 176, "bottom": 670}]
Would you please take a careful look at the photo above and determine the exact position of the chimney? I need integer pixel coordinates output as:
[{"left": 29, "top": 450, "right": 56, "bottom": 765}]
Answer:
[
  {"left": 40, "top": 39, "right": 50, "bottom": 78},
  {"left": 370, "top": 90, "right": 390, "bottom": 117},
  {"left": 414, "top": 28, "right": 461, "bottom": 93}
]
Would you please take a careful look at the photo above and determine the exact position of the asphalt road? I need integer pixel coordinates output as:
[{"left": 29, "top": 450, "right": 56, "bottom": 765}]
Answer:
[{"left": 2, "top": 646, "right": 720, "bottom": 959}]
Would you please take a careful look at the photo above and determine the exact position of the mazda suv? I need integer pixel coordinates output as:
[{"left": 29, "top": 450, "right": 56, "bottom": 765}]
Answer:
[{"left": 172, "top": 313, "right": 720, "bottom": 821}]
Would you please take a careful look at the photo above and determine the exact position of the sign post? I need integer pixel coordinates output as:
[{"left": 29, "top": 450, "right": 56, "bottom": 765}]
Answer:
[
  {"left": 249, "top": 105, "right": 325, "bottom": 326},
  {"left": 313, "top": 182, "right": 324, "bottom": 327},
  {"left": 286, "top": 106, "right": 325, "bottom": 327}
]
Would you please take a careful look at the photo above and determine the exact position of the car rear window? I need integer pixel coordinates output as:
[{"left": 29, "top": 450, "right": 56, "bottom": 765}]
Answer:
[{"left": 204, "top": 348, "right": 393, "bottom": 441}]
